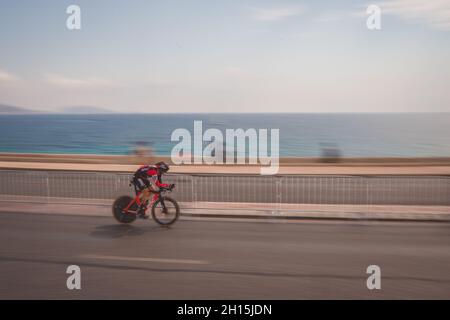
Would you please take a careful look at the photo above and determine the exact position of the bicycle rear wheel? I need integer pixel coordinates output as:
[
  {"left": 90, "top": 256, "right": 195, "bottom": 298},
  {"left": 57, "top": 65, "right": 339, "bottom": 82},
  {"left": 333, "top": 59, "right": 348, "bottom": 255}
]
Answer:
[
  {"left": 151, "top": 196, "right": 180, "bottom": 226},
  {"left": 112, "top": 195, "right": 137, "bottom": 223}
]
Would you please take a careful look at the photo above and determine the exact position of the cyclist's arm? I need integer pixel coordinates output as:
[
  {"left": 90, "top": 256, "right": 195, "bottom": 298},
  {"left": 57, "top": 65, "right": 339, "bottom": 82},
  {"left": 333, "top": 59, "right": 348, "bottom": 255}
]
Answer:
[
  {"left": 155, "top": 179, "right": 169, "bottom": 188},
  {"left": 146, "top": 168, "right": 169, "bottom": 188}
]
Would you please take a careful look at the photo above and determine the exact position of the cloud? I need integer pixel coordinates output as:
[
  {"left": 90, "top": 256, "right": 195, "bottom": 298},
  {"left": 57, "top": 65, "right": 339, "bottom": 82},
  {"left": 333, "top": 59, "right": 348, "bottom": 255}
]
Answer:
[
  {"left": 252, "top": 5, "right": 304, "bottom": 21},
  {"left": 0, "top": 69, "right": 19, "bottom": 82},
  {"left": 44, "top": 73, "right": 119, "bottom": 88},
  {"left": 379, "top": 0, "right": 450, "bottom": 30}
]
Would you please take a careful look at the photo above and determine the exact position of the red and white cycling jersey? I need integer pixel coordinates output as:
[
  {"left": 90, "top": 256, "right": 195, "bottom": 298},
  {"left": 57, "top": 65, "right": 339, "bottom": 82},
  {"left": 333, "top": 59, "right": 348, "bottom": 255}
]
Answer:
[{"left": 134, "top": 165, "right": 169, "bottom": 192}]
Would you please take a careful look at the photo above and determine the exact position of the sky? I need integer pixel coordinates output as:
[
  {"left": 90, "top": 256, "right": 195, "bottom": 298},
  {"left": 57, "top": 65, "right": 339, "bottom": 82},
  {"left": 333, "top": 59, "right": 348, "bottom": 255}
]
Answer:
[{"left": 0, "top": 0, "right": 450, "bottom": 113}]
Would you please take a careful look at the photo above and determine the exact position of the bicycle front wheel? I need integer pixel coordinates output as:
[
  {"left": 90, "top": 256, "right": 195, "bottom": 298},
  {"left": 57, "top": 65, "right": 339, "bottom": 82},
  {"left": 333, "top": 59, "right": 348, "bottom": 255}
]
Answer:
[{"left": 151, "top": 196, "right": 180, "bottom": 226}]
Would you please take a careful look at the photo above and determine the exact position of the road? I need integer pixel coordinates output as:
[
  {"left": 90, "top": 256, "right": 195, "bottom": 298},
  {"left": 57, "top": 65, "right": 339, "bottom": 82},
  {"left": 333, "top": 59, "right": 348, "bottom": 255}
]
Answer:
[{"left": 0, "top": 212, "right": 449, "bottom": 299}]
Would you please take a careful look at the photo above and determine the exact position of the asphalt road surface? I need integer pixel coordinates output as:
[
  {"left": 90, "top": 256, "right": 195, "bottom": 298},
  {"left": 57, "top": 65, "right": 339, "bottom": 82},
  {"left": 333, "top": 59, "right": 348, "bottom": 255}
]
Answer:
[{"left": 1, "top": 212, "right": 449, "bottom": 299}]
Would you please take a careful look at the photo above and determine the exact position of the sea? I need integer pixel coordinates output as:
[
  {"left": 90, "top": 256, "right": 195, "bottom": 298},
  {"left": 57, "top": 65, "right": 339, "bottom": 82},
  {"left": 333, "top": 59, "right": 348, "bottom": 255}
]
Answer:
[{"left": 0, "top": 113, "right": 449, "bottom": 157}]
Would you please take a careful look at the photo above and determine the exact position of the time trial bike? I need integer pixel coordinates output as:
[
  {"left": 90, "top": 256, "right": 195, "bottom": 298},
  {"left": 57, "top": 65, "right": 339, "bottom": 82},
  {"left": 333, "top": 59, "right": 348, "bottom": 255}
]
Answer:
[{"left": 112, "top": 185, "right": 180, "bottom": 226}]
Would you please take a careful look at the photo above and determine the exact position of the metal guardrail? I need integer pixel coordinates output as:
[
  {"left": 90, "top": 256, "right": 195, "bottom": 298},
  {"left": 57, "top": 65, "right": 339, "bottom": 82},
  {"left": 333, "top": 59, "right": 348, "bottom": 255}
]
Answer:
[{"left": 0, "top": 170, "right": 449, "bottom": 210}]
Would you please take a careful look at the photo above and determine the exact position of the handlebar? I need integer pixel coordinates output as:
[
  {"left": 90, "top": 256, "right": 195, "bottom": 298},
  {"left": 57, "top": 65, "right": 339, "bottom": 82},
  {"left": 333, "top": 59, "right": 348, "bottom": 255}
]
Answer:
[
  {"left": 165, "top": 184, "right": 176, "bottom": 191},
  {"left": 160, "top": 184, "right": 175, "bottom": 192}
]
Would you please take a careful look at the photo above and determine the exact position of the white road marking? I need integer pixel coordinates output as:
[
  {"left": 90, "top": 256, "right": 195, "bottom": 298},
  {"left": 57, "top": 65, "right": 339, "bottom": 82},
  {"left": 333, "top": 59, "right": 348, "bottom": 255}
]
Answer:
[{"left": 80, "top": 254, "right": 209, "bottom": 265}]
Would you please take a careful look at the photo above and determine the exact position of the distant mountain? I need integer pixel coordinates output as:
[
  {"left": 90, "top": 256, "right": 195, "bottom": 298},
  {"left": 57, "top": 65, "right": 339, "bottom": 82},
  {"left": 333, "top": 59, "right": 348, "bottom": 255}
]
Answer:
[
  {"left": 0, "top": 104, "right": 115, "bottom": 115},
  {"left": 0, "top": 104, "right": 38, "bottom": 114},
  {"left": 61, "top": 106, "right": 115, "bottom": 114}
]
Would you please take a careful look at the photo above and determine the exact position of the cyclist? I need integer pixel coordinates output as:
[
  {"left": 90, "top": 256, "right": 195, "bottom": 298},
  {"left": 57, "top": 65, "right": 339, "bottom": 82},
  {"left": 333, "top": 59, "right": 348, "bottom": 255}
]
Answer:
[{"left": 131, "top": 161, "right": 174, "bottom": 217}]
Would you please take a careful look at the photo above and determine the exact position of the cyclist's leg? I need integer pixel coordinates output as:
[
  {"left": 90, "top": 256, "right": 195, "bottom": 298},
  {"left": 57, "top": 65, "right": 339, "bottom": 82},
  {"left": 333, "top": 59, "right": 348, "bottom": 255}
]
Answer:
[
  {"left": 141, "top": 188, "right": 151, "bottom": 204},
  {"left": 135, "top": 177, "right": 149, "bottom": 201},
  {"left": 137, "top": 179, "right": 152, "bottom": 217},
  {"left": 151, "top": 193, "right": 159, "bottom": 205}
]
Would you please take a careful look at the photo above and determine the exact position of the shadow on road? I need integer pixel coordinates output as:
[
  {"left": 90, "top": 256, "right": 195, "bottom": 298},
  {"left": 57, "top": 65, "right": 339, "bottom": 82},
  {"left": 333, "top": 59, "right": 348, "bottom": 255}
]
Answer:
[{"left": 90, "top": 224, "right": 168, "bottom": 239}]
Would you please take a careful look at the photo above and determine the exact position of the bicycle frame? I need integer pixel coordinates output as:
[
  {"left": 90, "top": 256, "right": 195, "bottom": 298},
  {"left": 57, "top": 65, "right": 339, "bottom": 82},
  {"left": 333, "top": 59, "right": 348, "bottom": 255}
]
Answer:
[
  {"left": 122, "top": 190, "right": 148, "bottom": 213},
  {"left": 122, "top": 189, "right": 167, "bottom": 214}
]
